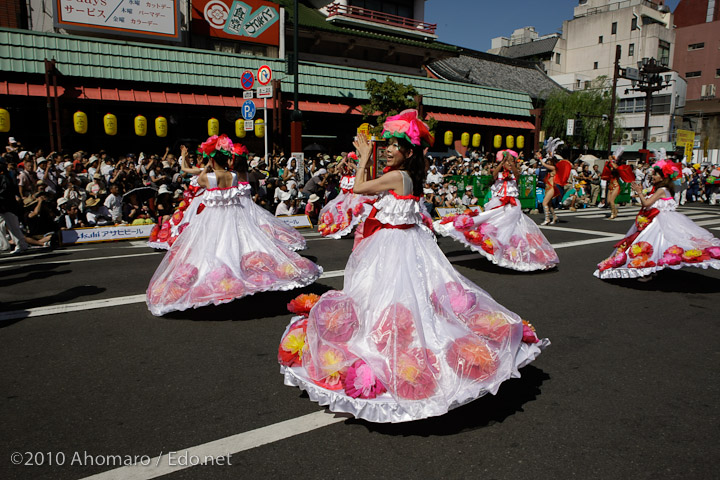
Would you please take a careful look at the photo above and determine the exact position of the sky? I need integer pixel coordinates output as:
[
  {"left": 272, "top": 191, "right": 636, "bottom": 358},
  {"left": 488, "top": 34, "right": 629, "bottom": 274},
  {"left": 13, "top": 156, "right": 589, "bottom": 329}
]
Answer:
[{"left": 424, "top": 0, "right": 682, "bottom": 52}]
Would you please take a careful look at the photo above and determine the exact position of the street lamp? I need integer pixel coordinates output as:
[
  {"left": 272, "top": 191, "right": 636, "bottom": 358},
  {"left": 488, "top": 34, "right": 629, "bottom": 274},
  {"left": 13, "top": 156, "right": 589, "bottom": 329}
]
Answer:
[{"left": 626, "top": 57, "right": 672, "bottom": 150}]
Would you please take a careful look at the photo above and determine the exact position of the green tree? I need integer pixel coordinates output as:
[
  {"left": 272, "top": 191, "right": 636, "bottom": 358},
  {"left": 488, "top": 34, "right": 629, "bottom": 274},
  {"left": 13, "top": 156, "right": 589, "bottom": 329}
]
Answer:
[
  {"left": 361, "top": 77, "right": 437, "bottom": 136},
  {"left": 542, "top": 76, "right": 622, "bottom": 152}
]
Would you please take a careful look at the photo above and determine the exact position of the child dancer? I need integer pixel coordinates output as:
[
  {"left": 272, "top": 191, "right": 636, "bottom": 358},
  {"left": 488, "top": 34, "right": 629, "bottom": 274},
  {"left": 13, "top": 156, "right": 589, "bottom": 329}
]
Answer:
[
  {"left": 147, "top": 135, "right": 322, "bottom": 316},
  {"left": 595, "top": 151, "right": 720, "bottom": 280},
  {"left": 434, "top": 150, "right": 558, "bottom": 271},
  {"left": 278, "top": 111, "right": 548, "bottom": 422}
]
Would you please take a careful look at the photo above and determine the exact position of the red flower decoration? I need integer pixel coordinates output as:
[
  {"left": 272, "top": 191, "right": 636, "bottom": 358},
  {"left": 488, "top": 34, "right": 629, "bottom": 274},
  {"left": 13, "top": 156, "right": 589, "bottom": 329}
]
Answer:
[
  {"left": 287, "top": 293, "right": 321, "bottom": 315},
  {"left": 241, "top": 251, "right": 278, "bottom": 274},
  {"left": 393, "top": 348, "right": 439, "bottom": 400},
  {"left": 278, "top": 318, "right": 308, "bottom": 367},
  {"left": 149, "top": 224, "right": 160, "bottom": 242},
  {"left": 446, "top": 335, "right": 498, "bottom": 381},
  {"left": 310, "top": 291, "right": 358, "bottom": 343},
  {"left": 372, "top": 303, "right": 416, "bottom": 353},
  {"left": 460, "top": 309, "right": 512, "bottom": 343}
]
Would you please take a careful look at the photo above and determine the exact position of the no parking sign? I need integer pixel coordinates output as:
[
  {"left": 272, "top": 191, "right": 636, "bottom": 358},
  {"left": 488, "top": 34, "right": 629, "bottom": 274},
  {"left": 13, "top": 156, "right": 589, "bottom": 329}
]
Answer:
[{"left": 241, "top": 70, "right": 255, "bottom": 90}]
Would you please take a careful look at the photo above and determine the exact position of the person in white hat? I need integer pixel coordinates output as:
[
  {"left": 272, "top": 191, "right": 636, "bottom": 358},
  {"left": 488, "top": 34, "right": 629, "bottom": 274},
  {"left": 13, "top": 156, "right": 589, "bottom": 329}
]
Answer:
[
  {"left": 304, "top": 193, "right": 322, "bottom": 224},
  {"left": 274, "top": 190, "right": 296, "bottom": 216}
]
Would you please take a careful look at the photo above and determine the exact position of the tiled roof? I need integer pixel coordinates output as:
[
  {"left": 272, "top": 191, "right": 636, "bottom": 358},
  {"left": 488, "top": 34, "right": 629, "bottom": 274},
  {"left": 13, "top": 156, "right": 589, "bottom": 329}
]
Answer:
[
  {"left": 428, "top": 52, "right": 564, "bottom": 101},
  {"left": 497, "top": 36, "right": 559, "bottom": 59},
  {"left": 0, "top": 28, "right": 532, "bottom": 116}
]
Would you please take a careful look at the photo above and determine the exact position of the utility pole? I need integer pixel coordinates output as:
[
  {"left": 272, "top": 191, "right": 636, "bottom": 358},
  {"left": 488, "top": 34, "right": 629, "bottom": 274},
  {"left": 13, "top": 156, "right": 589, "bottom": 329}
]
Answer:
[
  {"left": 290, "top": 0, "right": 302, "bottom": 154},
  {"left": 606, "top": 45, "right": 621, "bottom": 158}
]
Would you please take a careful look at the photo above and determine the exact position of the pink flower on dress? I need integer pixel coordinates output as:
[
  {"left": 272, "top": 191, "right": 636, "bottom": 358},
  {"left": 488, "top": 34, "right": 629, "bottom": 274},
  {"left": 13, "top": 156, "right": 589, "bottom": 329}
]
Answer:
[
  {"left": 452, "top": 214, "right": 474, "bottom": 230},
  {"left": 149, "top": 224, "right": 160, "bottom": 242},
  {"left": 310, "top": 291, "right": 358, "bottom": 343},
  {"left": 658, "top": 253, "right": 682, "bottom": 266},
  {"left": 275, "top": 262, "right": 299, "bottom": 280},
  {"left": 610, "top": 251, "right": 628, "bottom": 267},
  {"left": 430, "top": 281, "right": 477, "bottom": 316},
  {"left": 393, "top": 348, "right": 438, "bottom": 400},
  {"left": 171, "top": 210, "right": 184, "bottom": 226},
  {"left": 372, "top": 303, "right": 416, "bottom": 353},
  {"left": 460, "top": 309, "right": 513, "bottom": 343},
  {"left": 628, "top": 241, "right": 653, "bottom": 258},
  {"left": 294, "top": 257, "right": 319, "bottom": 275},
  {"left": 463, "top": 229, "right": 483, "bottom": 246},
  {"left": 704, "top": 246, "right": 720, "bottom": 259},
  {"left": 522, "top": 321, "right": 539, "bottom": 344},
  {"left": 278, "top": 318, "right": 308, "bottom": 367},
  {"left": 148, "top": 280, "right": 186, "bottom": 305},
  {"left": 627, "top": 255, "right": 656, "bottom": 269},
  {"left": 342, "top": 359, "right": 386, "bottom": 399},
  {"left": 241, "top": 251, "right": 278, "bottom": 274},
  {"left": 352, "top": 203, "right": 366, "bottom": 216},
  {"left": 305, "top": 346, "right": 352, "bottom": 390},
  {"left": 478, "top": 223, "right": 498, "bottom": 237},
  {"left": 204, "top": 265, "right": 245, "bottom": 299},
  {"left": 681, "top": 249, "right": 708, "bottom": 263},
  {"left": 446, "top": 335, "right": 498, "bottom": 381},
  {"left": 172, "top": 263, "right": 199, "bottom": 289}
]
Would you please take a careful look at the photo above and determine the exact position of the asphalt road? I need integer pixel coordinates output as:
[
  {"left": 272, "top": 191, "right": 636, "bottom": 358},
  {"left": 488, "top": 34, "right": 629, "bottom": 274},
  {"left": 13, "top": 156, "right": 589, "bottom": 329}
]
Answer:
[{"left": 1, "top": 204, "right": 719, "bottom": 480}]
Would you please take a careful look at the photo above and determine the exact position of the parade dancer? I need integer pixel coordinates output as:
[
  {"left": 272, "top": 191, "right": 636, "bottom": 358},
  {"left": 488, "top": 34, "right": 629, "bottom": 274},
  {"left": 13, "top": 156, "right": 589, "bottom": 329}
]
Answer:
[
  {"left": 317, "top": 152, "right": 374, "bottom": 239},
  {"left": 540, "top": 138, "right": 563, "bottom": 225},
  {"left": 595, "top": 150, "right": 720, "bottom": 280},
  {"left": 147, "top": 134, "right": 322, "bottom": 316},
  {"left": 148, "top": 145, "right": 209, "bottom": 250},
  {"left": 434, "top": 150, "right": 558, "bottom": 271},
  {"left": 601, "top": 147, "right": 635, "bottom": 220},
  {"left": 278, "top": 110, "right": 548, "bottom": 423}
]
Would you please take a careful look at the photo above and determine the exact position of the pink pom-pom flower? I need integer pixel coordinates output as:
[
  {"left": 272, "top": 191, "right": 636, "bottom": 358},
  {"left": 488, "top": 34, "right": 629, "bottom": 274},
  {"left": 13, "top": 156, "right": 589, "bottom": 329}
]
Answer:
[
  {"left": 430, "top": 281, "right": 477, "bottom": 316},
  {"left": 371, "top": 303, "right": 416, "bottom": 353},
  {"left": 241, "top": 251, "right": 278, "bottom": 274},
  {"left": 704, "top": 246, "right": 720, "bottom": 259},
  {"left": 393, "top": 348, "right": 439, "bottom": 400},
  {"left": 172, "top": 263, "right": 199, "bottom": 289},
  {"left": 446, "top": 335, "right": 498, "bottom": 381},
  {"left": 310, "top": 291, "right": 358, "bottom": 343},
  {"left": 452, "top": 214, "right": 474, "bottom": 230},
  {"left": 342, "top": 359, "right": 386, "bottom": 399}
]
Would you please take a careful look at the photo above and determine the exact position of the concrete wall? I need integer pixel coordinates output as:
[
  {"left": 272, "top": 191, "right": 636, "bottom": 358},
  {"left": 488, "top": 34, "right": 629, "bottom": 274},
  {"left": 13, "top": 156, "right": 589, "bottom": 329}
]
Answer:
[{"left": 674, "top": 21, "right": 720, "bottom": 100}]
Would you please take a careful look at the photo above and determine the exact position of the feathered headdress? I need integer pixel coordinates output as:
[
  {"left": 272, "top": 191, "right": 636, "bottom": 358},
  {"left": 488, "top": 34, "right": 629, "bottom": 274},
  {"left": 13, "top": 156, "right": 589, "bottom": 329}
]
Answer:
[
  {"left": 544, "top": 137, "right": 564, "bottom": 158},
  {"left": 198, "top": 134, "right": 239, "bottom": 159},
  {"left": 651, "top": 149, "right": 680, "bottom": 180},
  {"left": 381, "top": 109, "right": 434, "bottom": 148},
  {"left": 611, "top": 146, "right": 624, "bottom": 160}
]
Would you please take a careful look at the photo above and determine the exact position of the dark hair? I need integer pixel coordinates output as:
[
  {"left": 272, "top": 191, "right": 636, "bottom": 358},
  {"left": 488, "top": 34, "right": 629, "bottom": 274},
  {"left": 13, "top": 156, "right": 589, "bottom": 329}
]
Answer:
[
  {"left": 395, "top": 137, "right": 426, "bottom": 197},
  {"left": 653, "top": 167, "right": 675, "bottom": 195},
  {"left": 234, "top": 154, "right": 248, "bottom": 173},
  {"left": 212, "top": 150, "right": 230, "bottom": 169}
]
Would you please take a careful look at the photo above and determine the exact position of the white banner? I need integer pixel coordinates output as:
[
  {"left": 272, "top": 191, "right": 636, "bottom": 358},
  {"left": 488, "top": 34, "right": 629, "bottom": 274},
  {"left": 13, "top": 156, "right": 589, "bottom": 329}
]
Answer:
[
  {"left": 61, "top": 224, "right": 156, "bottom": 245},
  {"left": 435, "top": 206, "right": 482, "bottom": 219},
  {"left": 276, "top": 214, "right": 312, "bottom": 229}
]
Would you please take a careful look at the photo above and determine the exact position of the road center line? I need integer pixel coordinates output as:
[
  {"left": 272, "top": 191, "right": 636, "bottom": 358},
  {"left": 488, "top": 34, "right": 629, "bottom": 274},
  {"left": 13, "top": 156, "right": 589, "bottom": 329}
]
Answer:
[{"left": 79, "top": 410, "right": 348, "bottom": 480}]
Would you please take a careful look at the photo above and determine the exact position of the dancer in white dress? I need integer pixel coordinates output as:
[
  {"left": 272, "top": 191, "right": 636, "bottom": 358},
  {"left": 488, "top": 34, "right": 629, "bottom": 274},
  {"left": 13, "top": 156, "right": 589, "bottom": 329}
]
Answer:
[
  {"left": 595, "top": 154, "right": 720, "bottom": 279},
  {"left": 278, "top": 110, "right": 548, "bottom": 422},
  {"left": 434, "top": 150, "right": 558, "bottom": 271},
  {"left": 146, "top": 135, "right": 322, "bottom": 316}
]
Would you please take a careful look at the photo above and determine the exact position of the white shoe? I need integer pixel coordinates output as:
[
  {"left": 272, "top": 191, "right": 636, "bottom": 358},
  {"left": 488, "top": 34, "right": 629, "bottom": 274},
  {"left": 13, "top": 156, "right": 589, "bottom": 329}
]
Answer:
[
  {"left": 540, "top": 219, "right": 551, "bottom": 226},
  {"left": 10, "top": 246, "right": 27, "bottom": 255}
]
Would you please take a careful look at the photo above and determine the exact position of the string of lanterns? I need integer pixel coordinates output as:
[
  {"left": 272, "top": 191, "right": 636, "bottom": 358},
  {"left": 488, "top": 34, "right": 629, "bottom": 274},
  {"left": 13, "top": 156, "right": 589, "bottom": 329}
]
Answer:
[{"left": 443, "top": 131, "right": 524, "bottom": 150}]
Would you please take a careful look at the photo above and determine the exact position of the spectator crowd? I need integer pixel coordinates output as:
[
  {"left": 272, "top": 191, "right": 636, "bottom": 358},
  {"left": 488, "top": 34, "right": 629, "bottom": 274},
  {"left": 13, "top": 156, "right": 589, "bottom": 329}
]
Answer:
[{"left": 1, "top": 135, "right": 718, "bottom": 255}]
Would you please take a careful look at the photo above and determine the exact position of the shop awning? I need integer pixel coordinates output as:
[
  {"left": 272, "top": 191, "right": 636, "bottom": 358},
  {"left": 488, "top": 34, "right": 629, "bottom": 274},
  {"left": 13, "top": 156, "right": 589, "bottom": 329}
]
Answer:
[{"left": 427, "top": 112, "right": 535, "bottom": 130}]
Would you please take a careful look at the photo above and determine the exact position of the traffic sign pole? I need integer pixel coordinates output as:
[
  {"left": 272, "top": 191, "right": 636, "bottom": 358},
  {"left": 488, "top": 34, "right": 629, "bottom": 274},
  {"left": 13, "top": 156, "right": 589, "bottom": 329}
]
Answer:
[{"left": 264, "top": 97, "right": 268, "bottom": 165}]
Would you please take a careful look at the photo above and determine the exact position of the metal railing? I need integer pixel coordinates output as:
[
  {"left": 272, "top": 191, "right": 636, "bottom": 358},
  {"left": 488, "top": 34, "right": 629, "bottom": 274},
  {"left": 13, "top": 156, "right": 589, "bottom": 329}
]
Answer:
[
  {"left": 325, "top": 2, "right": 437, "bottom": 35},
  {"left": 576, "top": 0, "right": 660, "bottom": 18}
]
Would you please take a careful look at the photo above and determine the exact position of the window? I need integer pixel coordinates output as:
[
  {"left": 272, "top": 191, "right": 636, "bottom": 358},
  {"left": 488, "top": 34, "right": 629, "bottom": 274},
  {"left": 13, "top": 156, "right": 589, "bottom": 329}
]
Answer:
[
  {"left": 594, "top": 61, "right": 599, "bottom": 69},
  {"left": 576, "top": 79, "right": 581, "bottom": 89},
  {"left": 658, "top": 40, "right": 670, "bottom": 66},
  {"left": 599, "top": 35, "right": 603, "bottom": 44},
  {"left": 629, "top": 43, "right": 635, "bottom": 56},
  {"left": 611, "top": 22, "right": 617, "bottom": 34},
  {"left": 716, "top": 68, "right": 720, "bottom": 78},
  {"left": 556, "top": 52, "right": 561, "bottom": 65},
  {"left": 631, "top": 17, "right": 638, "bottom": 31},
  {"left": 651, "top": 94, "right": 672, "bottom": 115},
  {"left": 686, "top": 71, "right": 702, "bottom": 78},
  {"left": 618, "top": 98, "right": 647, "bottom": 113},
  {"left": 584, "top": 81, "right": 591, "bottom": 89},
  {"left": 688, "top": 43, "right": 705, "bottom": 50}
]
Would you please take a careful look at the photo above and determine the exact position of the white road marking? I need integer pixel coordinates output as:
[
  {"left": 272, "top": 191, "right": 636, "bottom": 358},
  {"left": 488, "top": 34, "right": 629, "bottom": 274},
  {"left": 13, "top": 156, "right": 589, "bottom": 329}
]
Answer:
[
  {"left": 538, "top": 225, "right": 622, "bottom": 236},
  {"left": 79, "top": 410, "right": 348, "bottom": 480}
]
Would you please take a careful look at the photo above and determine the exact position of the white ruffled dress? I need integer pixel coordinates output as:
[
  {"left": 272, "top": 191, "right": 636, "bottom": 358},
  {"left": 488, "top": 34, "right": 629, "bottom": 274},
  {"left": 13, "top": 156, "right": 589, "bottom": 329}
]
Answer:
[
  {"left": 147, "top": 172, "right": 322, "bottom": 316},
  {"left": 594, "top": 188, "right": 720, "bottom": 279},
  {"left": 280, "top": 171, "right": 548, "bottom": 422},
  {"left": 434, "top": 173, "right": 559, "bottom": 271},
  {"left": 148, "top": 176, "right": 205, "bottom": 250},
  {"left": 318, "top": 175, "right": 374, "bottom": 238}
]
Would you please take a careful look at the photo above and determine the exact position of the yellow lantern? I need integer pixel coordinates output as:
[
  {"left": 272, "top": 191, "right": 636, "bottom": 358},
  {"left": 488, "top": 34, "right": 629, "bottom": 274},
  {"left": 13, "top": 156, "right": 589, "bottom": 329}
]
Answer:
[
  {"left": 493, "top": 134, "right": 502, "bottom": 149},
  {"left": 235, "top": 118, "right": 246, "bottom": 138},
  {"left": 506, "top": 135, "right": 514, "bottom": 149},
  {"left": 517, "top": 135, "right": 525, "bottom": 149},
  {"left": 155, "top": 116, "right": 167, "bottom": 137},
  {"left": 134, "top": 115, "right": 147, "bottom": 136},
  {"left": 0, "top": 108, "right": 10, "bottom": 133},
  {"left": 254, "top": 118, "right": 265, "bottom": 138},
  {"left": 104, "top": 113, "right": 117, "bottom": 136},
  {"left": 208, "top": 118, "right": 219, "bottom": 137},
  {"left": 443, "top": 130, "right": 453, "bottom": 146},
  {"left": 472, "top": 133, "right": 481, "bottom": 148},
  {"left": 461, "top": 132, "right": 470, "bottom": 147},
  {"left": 73, "top": 111, "right": 88, "bottom": 134}
]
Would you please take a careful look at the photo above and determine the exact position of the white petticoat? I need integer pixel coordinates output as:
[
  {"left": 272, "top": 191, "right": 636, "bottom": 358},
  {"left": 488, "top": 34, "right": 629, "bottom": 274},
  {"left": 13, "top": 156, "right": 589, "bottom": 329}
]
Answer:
[{"left": 318, "top": 192, "right": 374, "bottom": 239}]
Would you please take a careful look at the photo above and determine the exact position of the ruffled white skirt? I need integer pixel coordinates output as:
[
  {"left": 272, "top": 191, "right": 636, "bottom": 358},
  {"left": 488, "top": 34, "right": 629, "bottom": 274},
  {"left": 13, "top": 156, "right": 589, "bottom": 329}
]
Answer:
[
  {"left": 318, "top": 192, "right": 374, "bottom": 238},
  {"left": 238, "top": 194, "right": 307, "bottom": 251},
  {"left": 594, "top": 210, "right": 720, "bottom": 279},
  {"left": 147, "top": 199, "right": 322, "bottom": 316},
  {"left": 433, "top": 198, "right": 559, "bottom": 271},
  {"left": 279, "top": 225, "right": 548, "bottom": 422}
]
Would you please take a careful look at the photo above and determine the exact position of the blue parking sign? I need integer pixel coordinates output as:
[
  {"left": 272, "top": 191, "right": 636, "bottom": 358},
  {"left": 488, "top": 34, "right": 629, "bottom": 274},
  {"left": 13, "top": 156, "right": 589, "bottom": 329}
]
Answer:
[{"left": 242, "top": 100, "right": 256, "bottom": 120}]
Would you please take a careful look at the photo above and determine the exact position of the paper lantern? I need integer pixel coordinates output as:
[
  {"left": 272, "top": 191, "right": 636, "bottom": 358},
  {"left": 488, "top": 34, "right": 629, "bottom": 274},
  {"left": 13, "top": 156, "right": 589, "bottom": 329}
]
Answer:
[
  {"left": 235, "top": 118, "right": 246, "bottom": 138},
  {"left": 0, "top": 108, "right": 9, "bottom": 132},
  {"left": 506, "top": 135, "right": 514, "bottom": 149},
  {"left": 254, "top": 119, "right": 265, "bottom": 138},
  {"left": 134, "top": 115, "right": 147, "bottom": 136},
  {"left": 493, "top": 135, "right": 502, "bottom": 149},
  {"left": 444, "top": 131, "right": 453, "bottom": 146},
  {"left": 517, "top": 135, "right": 525, "bottom": 149},
  {"left": 73, "top": 111, "right": 88, "bottom": 134},
  {"left": 155, "top": 116, "right": 167, "bottom": 137},
  {"left": 461, "top": 132, "right": 470, "bottom": 147},
  {"left": 472, "top": 133, "right": 481, "bottom": 148},
  {"left": 208, "top": 118, "right": 219, "bottom": 137},
  {"left": 104, "top": 113, "right": 117, "bottom": 136}
]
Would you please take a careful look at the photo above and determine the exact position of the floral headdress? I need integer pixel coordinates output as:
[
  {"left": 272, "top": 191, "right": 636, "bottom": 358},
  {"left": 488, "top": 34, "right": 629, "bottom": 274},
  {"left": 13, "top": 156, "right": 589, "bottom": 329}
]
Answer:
[
  {"left": 495, "top": 149, "right": 519, "bottom": 162},
  {"left": 197, "top": 134, "right": 238, "bottom": 159},
  {"left": 381, "top": 109, "right": 434, "bottom": 148},
  {"left": 651, "top": 149, "right": 680, "bottom": 179}
]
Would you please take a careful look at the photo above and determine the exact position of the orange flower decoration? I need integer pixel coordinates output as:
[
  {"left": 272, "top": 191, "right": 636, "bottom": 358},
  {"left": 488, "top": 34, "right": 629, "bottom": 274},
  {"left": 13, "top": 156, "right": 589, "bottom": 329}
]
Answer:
[{"left": 287, "top": 293, "right": 321, "bottom": 315}]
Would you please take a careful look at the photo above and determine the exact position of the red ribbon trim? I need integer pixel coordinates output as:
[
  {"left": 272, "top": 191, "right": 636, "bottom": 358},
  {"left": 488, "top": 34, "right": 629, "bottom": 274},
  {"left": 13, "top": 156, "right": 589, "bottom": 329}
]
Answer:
[
  {"left": 362, "top": 206, "right": 415, "bottom": 240},
  {"left": 492, "top": 196, "right": 517, "bottom": 209}
]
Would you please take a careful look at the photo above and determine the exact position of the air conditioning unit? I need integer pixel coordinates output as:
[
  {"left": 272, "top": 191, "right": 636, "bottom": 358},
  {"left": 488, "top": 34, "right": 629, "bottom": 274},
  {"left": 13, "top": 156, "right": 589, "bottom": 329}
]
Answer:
[
  {"left": 709, "top": 84, "right": 717, "bottom": 97},
  {"left": 622, "top": 132, "right": 632, "bottom": 140},
  {"left": 650, "top": 136, "right": 658, "bottom": 142},
  {"left": 701, "top": 85, "right": 707, "bottom": 97}
]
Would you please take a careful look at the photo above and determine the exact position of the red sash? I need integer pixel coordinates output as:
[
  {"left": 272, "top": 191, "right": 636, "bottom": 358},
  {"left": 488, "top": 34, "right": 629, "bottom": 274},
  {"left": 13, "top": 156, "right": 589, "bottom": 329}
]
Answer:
[
  {"left": 362, "top": 206, "right": 414, "bottom": 239},
  {"left": 492, "top": 196, "right": 517, "bottom": 209}
]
